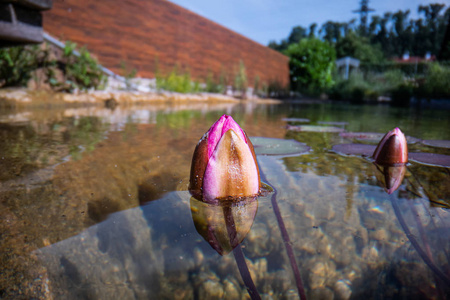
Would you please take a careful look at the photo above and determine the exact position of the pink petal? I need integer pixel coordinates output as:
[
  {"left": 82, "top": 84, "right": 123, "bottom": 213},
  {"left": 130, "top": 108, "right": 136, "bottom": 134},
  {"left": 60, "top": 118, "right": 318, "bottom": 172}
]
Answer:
[
  {"left": 203, "top": 129, "right": 259, "bottom": 201},
  {"left": 207, "top": 115, "right": 246, "bottom": 159}
]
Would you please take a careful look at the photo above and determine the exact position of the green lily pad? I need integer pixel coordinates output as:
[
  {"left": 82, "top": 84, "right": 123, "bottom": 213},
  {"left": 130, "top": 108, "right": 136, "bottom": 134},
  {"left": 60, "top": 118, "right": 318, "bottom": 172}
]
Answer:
[
  {"left": 282, "top": 118, "right": 310, "bottom": 123},
  {"left": 332, "top": 144, "right": 450, "bottom": 168},
  {"left": 332, "top": 143, "right": 376, "bottom": 157},
  {"left": 287, "top": 125, "right": 345, "bottom": 133},
  {"left": 340, "top": 132, "right": 420, "bottom": 144},
  {"left": 409, "top": 152, "right": 450, "bottom": 168},
  {"left": 421, "top": 140, "right": 450, "bottom": 149},
  {"left": 250, "top": 137, "right": 311, "bottom": 156},
  {"left": 318, "top": 121, "right": 348, "bottom": 126}
]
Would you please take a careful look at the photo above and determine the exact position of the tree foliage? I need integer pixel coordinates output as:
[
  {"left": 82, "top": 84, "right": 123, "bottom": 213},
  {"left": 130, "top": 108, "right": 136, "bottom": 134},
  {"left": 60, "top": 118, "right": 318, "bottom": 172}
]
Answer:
[
  {"left": 284, "top": 38, "right": 336, "bottom": 93},
  {"left": 335, "top": 32, "right": 384, "bottom": 64},
  {"left": 269, "top": 3, "right": 450, "bottom": 59}
]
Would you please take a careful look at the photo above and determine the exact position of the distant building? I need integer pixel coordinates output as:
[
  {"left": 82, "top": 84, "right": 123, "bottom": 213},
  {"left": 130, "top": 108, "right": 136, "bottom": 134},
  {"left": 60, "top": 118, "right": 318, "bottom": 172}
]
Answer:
[
  {"left": 335, "top": 57, "right": 360, "bottom": 80},
  {"left": 393, "top": 52, "right": 436, "bottom": 63},
  {"left": 43, "top": 0, "right": 289, "bottom": 88}
]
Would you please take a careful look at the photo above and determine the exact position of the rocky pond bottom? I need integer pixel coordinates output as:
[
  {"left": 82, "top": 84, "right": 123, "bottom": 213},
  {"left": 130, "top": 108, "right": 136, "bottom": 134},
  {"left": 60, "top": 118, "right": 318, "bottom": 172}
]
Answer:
[{"left": 1, "top": 101, "right": 449, "bottom": 299}]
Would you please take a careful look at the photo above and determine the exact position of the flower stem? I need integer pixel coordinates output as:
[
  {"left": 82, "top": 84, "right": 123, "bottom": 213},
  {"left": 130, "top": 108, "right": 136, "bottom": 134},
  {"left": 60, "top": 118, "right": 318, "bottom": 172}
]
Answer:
[
  {"left": 223, "top": 205, "right": 261, "bottom": 300},
  {"left": 389, "top": 193, "right": 450, "bottom": 286},
  {"left": 258, "top": 162, "right": 307, "bottom": 300}
]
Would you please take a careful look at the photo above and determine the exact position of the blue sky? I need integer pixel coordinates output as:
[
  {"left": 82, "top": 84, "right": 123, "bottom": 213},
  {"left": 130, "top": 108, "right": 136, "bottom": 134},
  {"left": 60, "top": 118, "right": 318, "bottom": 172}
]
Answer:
[{"left": 169, "top": 0, "right": 448, "bottom": 45}]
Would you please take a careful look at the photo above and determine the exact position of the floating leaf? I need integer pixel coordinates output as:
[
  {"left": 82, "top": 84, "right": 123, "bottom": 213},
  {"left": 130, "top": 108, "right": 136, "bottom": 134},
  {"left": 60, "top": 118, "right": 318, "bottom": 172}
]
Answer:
[
  {"left": 287, "top": 125, "right": 345, "bottom": 133},
  {"left": 340, "top": 132, "right": 420, "bottom": 144},
  {"left": 421, "top": 140, "right": 450, "bottom": 149},
  {"left": 332, "top": 144, "right": 450, "bottom": 168},
  {"left": 282, "top": 118, "right": 310, "bottom": 123},
  {"left": 409, "top": 152, "right": 450, "bottom": 168},
  {"left": 250, "top": 137, "right": 311, "bottom": 156},
  {"left": 332, "top": 143, "right": 376, "bottom": 156},
  {"left": 318, "top": 121, "right": 348, "bottom": 126}
]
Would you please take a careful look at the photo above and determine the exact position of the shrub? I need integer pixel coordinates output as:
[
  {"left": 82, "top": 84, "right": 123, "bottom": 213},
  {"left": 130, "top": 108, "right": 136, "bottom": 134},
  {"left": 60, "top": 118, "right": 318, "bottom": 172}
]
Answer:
[
  {"left": 329, "top": 68, "right": 411, "bottom": 103},
  {"left": 120, "top": 61, "right": 137, "bottom": 90},
  {"left": 0, "top": 42, "right": 105, "bottom": 91},
  {"left": 233, "top": 61, "right": 248, "bottom": 97},
  {"left": 48, "top": 41, "right": 106, "bottom": 92},
  {"left": 421, "top": 63, "right": 450, "bottom": 98},
  {"left": 391, "top": 84, "right": 413, "bottom": 106},
  {"left": 328, "top": 72, "right": 368, "bottom": 102},
  {"left": 0, "top": 45, "right": 48, "bottom": 88},
  {"left": 350, "top": 86, "right": 366, "bottom": 104},
  {"left": 205, "top": 72, "right": 224, "bottom": 93},
  {"left": 156, "top": 67, "right": 201, "bottom": 93}
]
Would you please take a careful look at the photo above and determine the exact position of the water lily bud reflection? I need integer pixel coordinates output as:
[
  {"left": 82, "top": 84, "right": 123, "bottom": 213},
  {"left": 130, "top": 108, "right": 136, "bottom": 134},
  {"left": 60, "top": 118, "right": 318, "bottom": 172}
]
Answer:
[
  {"left": 190, "top": 196, "right": 258, "bottom": 255},
  {"left": 189, "top": 115, "right": 261, "bottom": 202},
  {"left": 375, "top": 164, "right": 407, "bottom": 194},
  {"left": 373, "top": 128, "right": 408, "bottom": 165}
]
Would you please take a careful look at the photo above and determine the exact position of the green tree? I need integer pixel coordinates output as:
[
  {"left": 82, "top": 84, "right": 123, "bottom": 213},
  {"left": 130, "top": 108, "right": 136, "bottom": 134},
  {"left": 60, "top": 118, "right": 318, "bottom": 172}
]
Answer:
[
  {"left": 335, "top": 32, "right": 385, "bottom": 63},
  {"left": 268, "top": 39, "right": 289, "bottom": 52},
  {"left": 439, "top": 13, "right": 450, "bottom": 60},
  {"left": 320, "top": 21, "right": 344, "bottom": 43},
  {"left": 308, "top": 23, "right": 318, "bottom": 38},
  {"left": 288, "top": 26, "right": 307, "bottom": 44},
  {"left": 284, "top": 38, "right": 336, "bottom": 93},
  {"left": 418, "top": 4, "right": 447, "bottom": 55},
  {"left": 392, "top": 10, "right": 414, "bottom": 56}
]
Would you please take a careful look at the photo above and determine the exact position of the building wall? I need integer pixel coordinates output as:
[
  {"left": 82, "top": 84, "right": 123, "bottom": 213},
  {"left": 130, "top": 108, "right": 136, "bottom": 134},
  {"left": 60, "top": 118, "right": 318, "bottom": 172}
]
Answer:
[{"left": 43, "top": 0, "right": 289, "bottom": 88}]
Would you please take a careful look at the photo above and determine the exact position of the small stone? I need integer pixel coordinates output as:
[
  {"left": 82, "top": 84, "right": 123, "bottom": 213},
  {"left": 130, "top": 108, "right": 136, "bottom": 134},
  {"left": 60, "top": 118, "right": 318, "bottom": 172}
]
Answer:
[
  {"left": 173, "top": 287, "right": 193, "bottom": 300},
  {"left": 334, "top": 280, "right": 352, "bottom": 300},
  {"left": 362, "top": 245, "right": 379, "bottom": 265},
  {"left": 308, "top": 287, "right": 335, "bottom": 300},
  {"left": 284, "top": 289, "right": 300, "bottom": 299},
  {"left": 193, "top": 247, "right": 204, "bottom": 267},
  {"left": 306, "top": 258, "right": 337, "bottom": 290},
  {"left": 199, "top": 279, "right": 224, "bottom": 299},
  {"left": 370, "top": 228, "right": 389, "bottom": 241},
  {"left": 223, "top": 279, "right": 240, "bottom": 300},
  {"left": 246, "top": 225, "right": 271, "bottom": 257},
  {"left": 254, "top": 258, "right": 268, "bottom": 285}
]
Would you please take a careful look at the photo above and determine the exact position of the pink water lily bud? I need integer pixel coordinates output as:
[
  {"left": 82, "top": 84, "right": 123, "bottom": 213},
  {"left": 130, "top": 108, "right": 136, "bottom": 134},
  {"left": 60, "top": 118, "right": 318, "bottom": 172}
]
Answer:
[
  {"left": 189, "top": 115, "right": 261, "bottom": 202},
  {"left": 373, "top": 128, "right": 408, "bottom": 165}
]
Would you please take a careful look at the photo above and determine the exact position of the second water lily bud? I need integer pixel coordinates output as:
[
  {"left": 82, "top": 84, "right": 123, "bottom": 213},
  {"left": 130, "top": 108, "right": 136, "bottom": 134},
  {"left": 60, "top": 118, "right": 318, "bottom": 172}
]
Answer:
[
  {"left": 373, "top": 127, "right": 408, "bottom": 165},
  {"left": 189, "top": 115, "right": 261, "bottom": 202}
]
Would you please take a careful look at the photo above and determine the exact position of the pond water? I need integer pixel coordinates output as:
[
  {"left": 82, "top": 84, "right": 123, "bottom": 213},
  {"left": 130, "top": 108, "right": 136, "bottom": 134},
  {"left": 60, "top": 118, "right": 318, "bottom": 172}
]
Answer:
[{"left": 0, "top": 101, "right": 449, "bottom": 299}]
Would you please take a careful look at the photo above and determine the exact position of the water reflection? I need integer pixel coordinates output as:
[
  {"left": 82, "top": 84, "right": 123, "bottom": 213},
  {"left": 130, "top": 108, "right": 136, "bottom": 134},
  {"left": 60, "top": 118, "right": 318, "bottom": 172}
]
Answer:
[
  {"left": 374, "top": 163, "right": 407, "bottom": 195},
  {"left": 1, "top": 101, "right": 450, "bottom": 298},
  {"left": 372, "top": 160, "right": 450, "bottom": 287},
  {"left": 190, "top": 197, "right": 258, "bottom": 256}
]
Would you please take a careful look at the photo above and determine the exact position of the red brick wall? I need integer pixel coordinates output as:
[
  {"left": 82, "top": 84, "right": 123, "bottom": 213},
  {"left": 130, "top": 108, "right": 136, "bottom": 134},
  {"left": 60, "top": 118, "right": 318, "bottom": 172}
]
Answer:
[{"left": 43, "top": 0, "right": 289, "bottom": 87}]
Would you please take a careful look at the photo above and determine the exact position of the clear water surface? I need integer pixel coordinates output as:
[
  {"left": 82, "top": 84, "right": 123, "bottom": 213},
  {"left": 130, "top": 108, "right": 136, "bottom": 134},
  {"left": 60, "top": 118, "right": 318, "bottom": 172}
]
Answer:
[{"left": 0, "top": 101, "right": 449, "bottom": 299}]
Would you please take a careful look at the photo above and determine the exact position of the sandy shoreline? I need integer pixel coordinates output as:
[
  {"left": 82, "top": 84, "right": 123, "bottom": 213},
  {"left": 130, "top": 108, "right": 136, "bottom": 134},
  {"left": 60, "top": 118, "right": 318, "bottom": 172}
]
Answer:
[{"left": 0, "top": 88, "right": 282, "bottom": 109}]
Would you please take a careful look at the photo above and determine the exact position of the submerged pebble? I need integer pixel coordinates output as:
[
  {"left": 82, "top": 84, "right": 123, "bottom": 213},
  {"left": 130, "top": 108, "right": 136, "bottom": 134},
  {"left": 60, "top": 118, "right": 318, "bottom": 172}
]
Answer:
[
  {"left": 334, "top": 280, "right": 352, "bottom": 300},
  {"left": 199, "top": 279, "right": 224, "bottom": 299}
]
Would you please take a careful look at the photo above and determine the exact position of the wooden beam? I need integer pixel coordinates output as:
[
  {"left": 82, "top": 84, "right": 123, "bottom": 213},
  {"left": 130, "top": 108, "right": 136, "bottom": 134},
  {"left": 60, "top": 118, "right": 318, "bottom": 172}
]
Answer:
[
  {"left": 0, "top": 0, "right": 52, "bottom": 11},
  {"left": 0, "top": 19, "right": 43, "bottom": 43}
]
